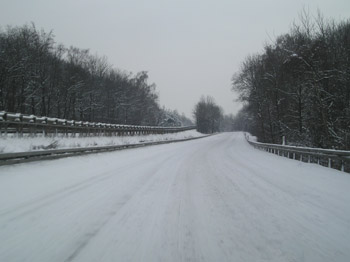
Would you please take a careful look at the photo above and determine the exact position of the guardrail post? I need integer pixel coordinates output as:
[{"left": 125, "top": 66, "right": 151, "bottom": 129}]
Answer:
[
  {"left": 341, "top": 160, "right": 344, "bottom": 172},
  {"left": 328, "top": 158, "right": 331, "bottom": 168}
]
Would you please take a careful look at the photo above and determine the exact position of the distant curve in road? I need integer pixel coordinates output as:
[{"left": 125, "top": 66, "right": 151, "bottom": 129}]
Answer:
[{"left": 0, "top": 132, "right": 349, "bottom": 262}]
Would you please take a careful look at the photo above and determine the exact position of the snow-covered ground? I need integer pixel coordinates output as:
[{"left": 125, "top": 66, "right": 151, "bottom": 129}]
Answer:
[
  {"left": 0, "top": 130, "right": 203, "bottom": 153},
  {"left": 0, "top": 132, "right": 349, "bottom": 262}
]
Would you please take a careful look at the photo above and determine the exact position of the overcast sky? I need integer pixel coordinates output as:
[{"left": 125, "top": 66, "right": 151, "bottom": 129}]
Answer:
[{"left": 1, "top": 0, "right": 349, "bottom": 118}]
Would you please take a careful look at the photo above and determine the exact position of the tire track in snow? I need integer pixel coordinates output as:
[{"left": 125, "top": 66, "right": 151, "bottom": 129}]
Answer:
[
  {"left": 0, "top": 149, "right": 173, "bottom": 222},
  {"left": 63, "top": 152, "right": 181, "bottom": 262},
  {"left": 0, "top": 164, "right": 135, "bottom": 222}
]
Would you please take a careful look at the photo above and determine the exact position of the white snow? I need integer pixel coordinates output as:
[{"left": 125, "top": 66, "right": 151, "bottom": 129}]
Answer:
[
  {"left": 0, "top": 130, "right": 203, "bottom": 153},
  {"left": 0, "top": 132, "right": 349, "bottom": 262}
]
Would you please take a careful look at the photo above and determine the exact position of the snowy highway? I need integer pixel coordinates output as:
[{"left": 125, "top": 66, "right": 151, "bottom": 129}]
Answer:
[{"left": 0, "top": 132, "right": 350, "bottom": 262}]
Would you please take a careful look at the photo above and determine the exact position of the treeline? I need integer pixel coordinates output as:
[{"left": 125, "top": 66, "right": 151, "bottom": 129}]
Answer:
[
  {"left": 193, "top": 96, "right": 235, "bottom": 134},
  {"left": 0, "top": 24, "right": 192, "bottom": 126},
  {"left": 194, "top": 96, "right": 223, "bottom": 133},
  {"left": 159, "top": 108, "right": 194, "bottom": 127},
  {"left": 193, "top": 96, "right": 234, "bottom": 133},
  {"left": 232, "top": 12, "right": 350, "bottom": 149}
]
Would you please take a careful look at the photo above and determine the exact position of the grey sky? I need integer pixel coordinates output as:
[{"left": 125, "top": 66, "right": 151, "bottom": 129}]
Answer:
[{"left": 1, "top": 0, "right": 349, "bottom": 118}]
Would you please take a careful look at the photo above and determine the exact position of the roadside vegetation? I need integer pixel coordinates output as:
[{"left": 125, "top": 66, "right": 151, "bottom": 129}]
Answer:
[
  {"left": 0, "top": 24, "right": 192, "bottom": 127},
  {"left": 232, "top": 11, "right": 350, "bottom": 149}
]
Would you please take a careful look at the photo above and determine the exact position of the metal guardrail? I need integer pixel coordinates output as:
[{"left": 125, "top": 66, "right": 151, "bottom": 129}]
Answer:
[
  {"left": 0, "top": 111, "right": 196, "bottom": 136},
  {"left": 246, "top": 134, "right": 350, "bottom": 173},
  {"left": 0, "top": 135, "right": 211, "bottom": 166}
]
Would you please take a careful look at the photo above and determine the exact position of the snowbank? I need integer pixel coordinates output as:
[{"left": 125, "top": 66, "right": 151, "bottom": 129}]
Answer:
[
  {"left": 0, "top": 130, "right": 204, "bottom": 153},
  {"left": 244, "top": 132, "right": 257, "bottom": 142}
]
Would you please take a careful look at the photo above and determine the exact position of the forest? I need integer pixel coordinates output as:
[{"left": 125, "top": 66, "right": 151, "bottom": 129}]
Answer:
[
  {"left": 232, "top": 12, "right": 350, "bottom": 150},
  {"left": 0, "top": 24, "right": 192, "bottom": 127}
]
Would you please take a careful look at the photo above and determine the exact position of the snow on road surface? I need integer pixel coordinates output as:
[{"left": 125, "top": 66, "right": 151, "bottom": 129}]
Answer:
[{"left": 0, "top": 132, "right": 349, "bottom": 262}]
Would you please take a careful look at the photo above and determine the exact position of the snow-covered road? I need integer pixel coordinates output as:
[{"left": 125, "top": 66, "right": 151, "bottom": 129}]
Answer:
[{"left": 0, "top": 132, "right": 350, "bottom": 262}]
